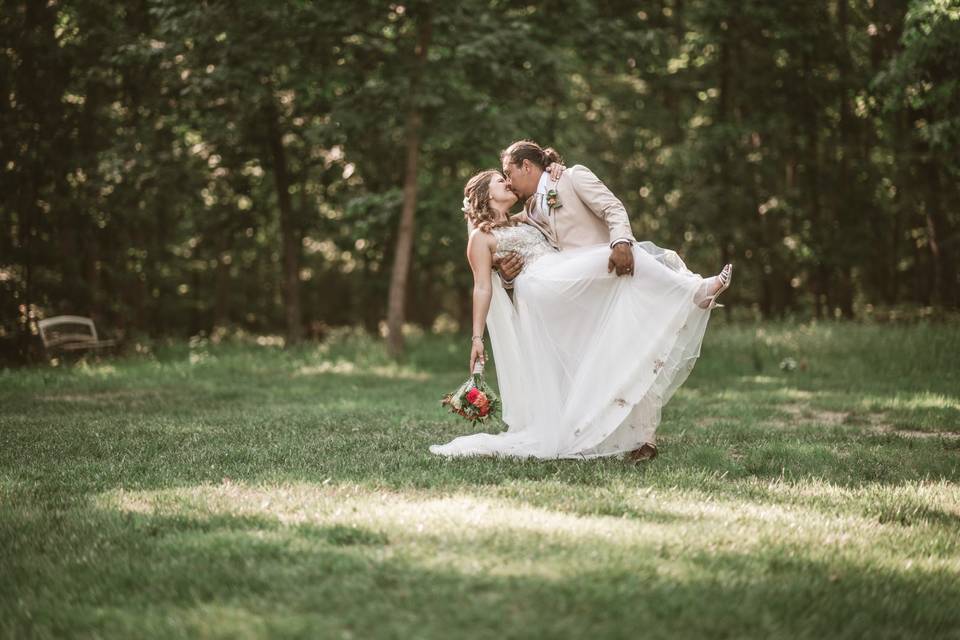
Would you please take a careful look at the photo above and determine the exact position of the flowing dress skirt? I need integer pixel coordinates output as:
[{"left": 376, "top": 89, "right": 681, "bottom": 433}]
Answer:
[{"left": 430, "top": 241, "right": 714, "bottom": 459}]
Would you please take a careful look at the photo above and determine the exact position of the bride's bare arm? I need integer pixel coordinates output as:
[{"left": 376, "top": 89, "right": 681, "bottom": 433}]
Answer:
[{"left": 466, "top": 230, "right": 495, "bottom": 371}]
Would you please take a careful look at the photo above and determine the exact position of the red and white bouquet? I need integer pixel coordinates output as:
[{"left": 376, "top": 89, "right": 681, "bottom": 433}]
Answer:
[{"left": 441, "top": 361, "right": 500, "bottom": 422}]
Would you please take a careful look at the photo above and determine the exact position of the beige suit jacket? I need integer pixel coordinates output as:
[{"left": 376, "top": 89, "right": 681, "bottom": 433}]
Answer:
[{"left": 523, "top": 165, "right": 636, "bottom": 250}]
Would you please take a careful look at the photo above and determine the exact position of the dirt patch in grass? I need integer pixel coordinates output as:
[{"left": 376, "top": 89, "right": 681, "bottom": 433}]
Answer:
[
  {"left": 780, "top": 404, "right": 849, "bottom": 426},
  {"left": 868, "top": 424, "right": 960, "bottom": 442},
  {"left": 759, "top": 404, "right": 960, "bottom": 441},
  {"left": 37, "top": 389, "right": 166, "bottom": 405},
  {"left": 695, "top": 416, "right": 723, "bottom": 428}
]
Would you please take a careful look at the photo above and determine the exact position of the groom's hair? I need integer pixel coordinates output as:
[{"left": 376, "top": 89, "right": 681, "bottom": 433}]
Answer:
[{"left": 501, "top": 140, "right": 563, "bottom": 170}]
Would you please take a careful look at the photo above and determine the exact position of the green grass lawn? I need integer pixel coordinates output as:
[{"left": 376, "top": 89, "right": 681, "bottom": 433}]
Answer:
[{"left": 2, "top": 322, "right": 959, "bottom": 639}]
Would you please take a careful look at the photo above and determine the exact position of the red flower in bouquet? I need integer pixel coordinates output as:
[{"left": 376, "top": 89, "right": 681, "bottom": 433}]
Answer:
[
  {"left": 472, "top": 391, "right": 489, "bottom": 414},
  {"left": 474, "top": 397, "right": 490, "bottom": 418},
  {"left": 466, "top": 388, "right": 480, "bottom": 404}
]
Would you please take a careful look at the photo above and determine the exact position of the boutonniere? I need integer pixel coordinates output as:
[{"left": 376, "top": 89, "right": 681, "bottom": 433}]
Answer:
[{"left": 546, "top": 188, "right": 562, "bottom": 211}]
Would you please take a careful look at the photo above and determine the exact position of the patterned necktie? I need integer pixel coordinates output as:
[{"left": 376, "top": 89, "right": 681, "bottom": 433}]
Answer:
[
  {"left": 525, "top": 195, "right": 540, "bottom": 221},
  {"left": 528, "top": 192, "right": 547, "bottom": 221}
]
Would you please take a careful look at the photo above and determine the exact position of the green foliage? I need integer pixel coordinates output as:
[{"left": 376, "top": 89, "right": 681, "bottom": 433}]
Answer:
[
  {"left": 2, "top": 1, "right": 959, "bottom": 362},
  {"left": 879, "top": 0, "right": 960, "bottom": 153}
]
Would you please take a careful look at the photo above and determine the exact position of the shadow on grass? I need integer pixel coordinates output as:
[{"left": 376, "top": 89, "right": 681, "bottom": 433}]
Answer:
[{"left": 2, "top": 504, "right": 957, "bottom": 639}]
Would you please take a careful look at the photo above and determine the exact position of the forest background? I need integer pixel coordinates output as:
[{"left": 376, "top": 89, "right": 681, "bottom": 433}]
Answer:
[{"left": 3, "top": 0, "right": 958, "bottom": 363}]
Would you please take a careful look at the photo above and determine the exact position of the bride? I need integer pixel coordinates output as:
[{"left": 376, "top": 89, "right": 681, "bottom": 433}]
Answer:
[{"left": 429, "top": 165, "right": 732, "bottom": 461}]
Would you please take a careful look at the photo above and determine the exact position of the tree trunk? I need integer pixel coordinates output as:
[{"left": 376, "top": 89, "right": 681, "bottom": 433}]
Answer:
[
  {"left": 836, "top": 0, "right": 855, "bottom": 318},
  {"left": 16, "top": 0, "right": 58, "bottom": 361},
  {"left": 802, "top": 49, "right": 826, "bottom": 320},
  {"left": 386, "top": 10, "right": 432, "bottom": 358},
  {"left": 715, "top": 9, "right": 737, "bottom": 321},
  {"left": 214, "top": 225, "right": 232, "bottom": 329},
  {"left": 265, "top": 98, "right": 303, "bottom": 344},
  {"left": 924, "top": 163, "right": 951, "bottom": 307}
]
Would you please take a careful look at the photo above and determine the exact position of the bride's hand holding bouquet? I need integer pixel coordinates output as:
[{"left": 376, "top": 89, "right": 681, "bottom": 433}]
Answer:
[
  {"left": 469, "top": 335, "right": 485, "bottom": 375},
  {"left": 440, "top": 341, "right": 500, "bottom": 422}
]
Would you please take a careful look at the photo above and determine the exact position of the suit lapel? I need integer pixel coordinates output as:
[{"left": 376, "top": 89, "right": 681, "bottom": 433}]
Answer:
[
  {"left": 548, "top": 172, "right": 579, "bottom": 249},
  {"left": 522, "top": 192, "right": 559, "bottom": 250}
]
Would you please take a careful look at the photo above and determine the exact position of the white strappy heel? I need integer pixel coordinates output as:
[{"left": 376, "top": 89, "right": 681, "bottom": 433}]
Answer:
[{"left": 699, "top": 263, "right": 733, "bottom": 309}]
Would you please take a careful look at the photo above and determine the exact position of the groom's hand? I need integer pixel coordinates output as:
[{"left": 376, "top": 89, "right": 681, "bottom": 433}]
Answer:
[
  {"left": 545, "top": 162, "right": 566, "bottom": 181},
  {"left": 493, "top": 251, "right": 524, "bottom": 281},
  {"left": 608, "top": 244, "right": 634, "bottom": 277}
]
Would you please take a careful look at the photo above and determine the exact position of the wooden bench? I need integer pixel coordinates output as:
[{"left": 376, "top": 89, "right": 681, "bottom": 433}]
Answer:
[{"left": 37, "top": 315, "right": 117, "bottom": 354}]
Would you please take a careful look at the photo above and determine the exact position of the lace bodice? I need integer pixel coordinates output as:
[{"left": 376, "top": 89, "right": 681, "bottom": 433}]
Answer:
[{"left": 492, "top": 224, "right": 556, "bottom": 268}]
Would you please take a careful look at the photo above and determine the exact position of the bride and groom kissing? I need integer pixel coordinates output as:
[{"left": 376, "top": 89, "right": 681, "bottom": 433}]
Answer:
[{"left": 430, "top": 140, "right": 732, "bottom": 462}]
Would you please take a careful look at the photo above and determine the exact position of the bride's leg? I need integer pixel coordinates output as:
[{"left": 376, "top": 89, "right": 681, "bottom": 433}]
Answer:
[{"left": 692, "top": 276, "right": 717, "bottom": 307}]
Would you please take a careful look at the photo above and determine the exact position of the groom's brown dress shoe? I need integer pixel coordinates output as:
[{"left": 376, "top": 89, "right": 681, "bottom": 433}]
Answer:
[{"left": 626, "top": 443, "right": 658, "bottom": 462}]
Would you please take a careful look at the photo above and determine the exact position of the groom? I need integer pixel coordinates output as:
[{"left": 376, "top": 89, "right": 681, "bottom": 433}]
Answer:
[
  {"left": 498, "top": 140, "right": 636, "bottom": 280},
  {"left": 496, "top": 139, "right": 660, "bottom": 462}
]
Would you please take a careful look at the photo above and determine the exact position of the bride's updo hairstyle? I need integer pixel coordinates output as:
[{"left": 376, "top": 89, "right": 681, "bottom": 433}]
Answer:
[
  {"left": 462, "top": 169, "right": 516, "bottom": 233},
  {"left": 500, "top": 139, "right": 563, "bottom": 170}
]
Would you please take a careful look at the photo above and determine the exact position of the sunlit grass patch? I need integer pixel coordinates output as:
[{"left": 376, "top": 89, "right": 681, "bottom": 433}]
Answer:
[
  {"left": 870, "top": 392, "right": 960, "bottom": 412},
  {"left": 294, "top": 360, "right": 430, "bottom": 381},
  {"left": 94, "top": 477, "right": 960, "bottom": 572}
]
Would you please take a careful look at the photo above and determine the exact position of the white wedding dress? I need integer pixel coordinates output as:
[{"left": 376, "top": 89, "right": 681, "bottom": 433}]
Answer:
[{"left": 430, "top": 223, "right": 715, "bottom": 459}]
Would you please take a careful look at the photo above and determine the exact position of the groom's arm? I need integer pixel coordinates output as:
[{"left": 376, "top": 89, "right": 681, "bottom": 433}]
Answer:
[{"left": 567, "top": 165, "right": 636, "bottom": 246}]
